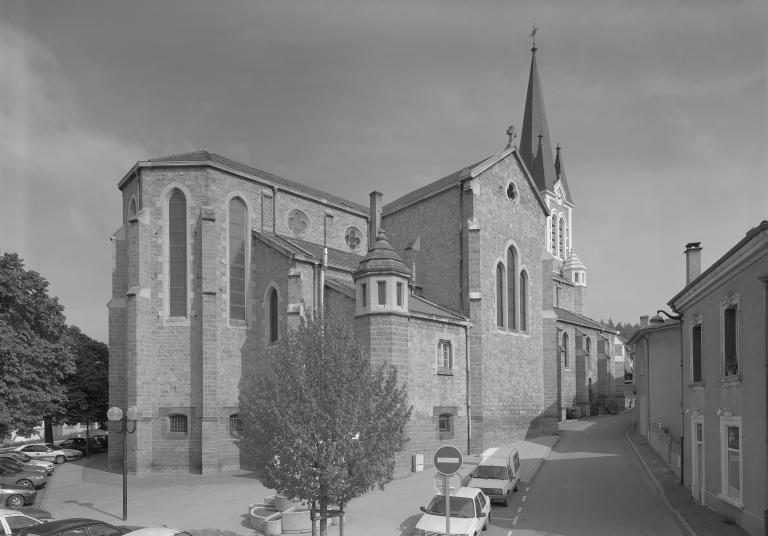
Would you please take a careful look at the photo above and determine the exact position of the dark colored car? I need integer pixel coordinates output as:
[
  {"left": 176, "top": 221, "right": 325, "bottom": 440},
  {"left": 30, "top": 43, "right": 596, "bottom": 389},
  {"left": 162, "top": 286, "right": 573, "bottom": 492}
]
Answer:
[
  {"left": 91, "top": 436, "right": 107, "bottom": 451},
  {"left": 0, "top": 466, "right": 47, "bottom": 490},
  {"left": 0, "top": 461, "right": 49, "bottom": 478},
  {"left": 0, "top": 484, "right": 37, "bottom": 508},
  {"left": 0, "top": 455, "right": 53, "bottom": 477},
  {"left": 15, "top": 519, "right": 135, "bottom": 536},
  {"left": 53, "top": 439, "right": 101, "bottom": 456}
]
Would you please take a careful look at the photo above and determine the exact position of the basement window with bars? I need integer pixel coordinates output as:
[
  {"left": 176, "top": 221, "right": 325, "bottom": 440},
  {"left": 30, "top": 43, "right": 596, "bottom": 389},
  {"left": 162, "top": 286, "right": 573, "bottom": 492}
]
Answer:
[
  {"left": 229, "top": 414, "right": 243, "bottom": 437},
  {"left": 438, "top": 413, "right": 453, "bottom": 439},
  {"left": 169, "top": 414, "right": 188, "bottom": 435}
]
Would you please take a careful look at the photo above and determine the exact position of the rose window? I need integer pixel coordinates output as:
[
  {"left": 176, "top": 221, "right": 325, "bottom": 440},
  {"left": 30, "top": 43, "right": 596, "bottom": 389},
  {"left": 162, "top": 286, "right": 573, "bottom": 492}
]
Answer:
[
  {"left": 287, "top": 209, "right": 310, "bottom": 238},
  {"left": 345, "top": 227, "right": 363, "bottom": 251}
]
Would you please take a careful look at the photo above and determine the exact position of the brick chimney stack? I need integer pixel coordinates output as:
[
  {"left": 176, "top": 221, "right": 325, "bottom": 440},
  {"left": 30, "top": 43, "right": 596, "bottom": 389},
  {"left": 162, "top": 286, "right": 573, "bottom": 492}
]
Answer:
[
  {"left": 369, "top": 191, "right": 383, "bottom": 250},
  {"left": 640, "top": 315, "right": 649, "bottom": 327},
  {"left": 684, "top": 242, "right": 702, "bottom": 285}
]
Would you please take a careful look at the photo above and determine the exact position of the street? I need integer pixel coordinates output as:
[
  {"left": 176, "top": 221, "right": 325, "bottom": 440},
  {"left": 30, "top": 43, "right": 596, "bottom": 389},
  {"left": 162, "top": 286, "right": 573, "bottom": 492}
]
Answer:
[{"left": 38, "top": 409, "right": 686, "bottom": 536}]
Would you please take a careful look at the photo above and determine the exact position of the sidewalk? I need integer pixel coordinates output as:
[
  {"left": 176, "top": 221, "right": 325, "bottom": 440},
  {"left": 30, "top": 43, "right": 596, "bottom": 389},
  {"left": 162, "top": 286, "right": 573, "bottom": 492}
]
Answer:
[
  {"left": 625, "top": 420, "right": 748, "bottom": 536},
  {"left": 463, "top": 435, "right": 559, "bottom": 485}
]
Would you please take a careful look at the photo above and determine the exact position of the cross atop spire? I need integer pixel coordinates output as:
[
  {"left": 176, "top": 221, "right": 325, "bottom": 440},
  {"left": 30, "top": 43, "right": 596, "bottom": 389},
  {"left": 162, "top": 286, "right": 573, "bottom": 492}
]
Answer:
[
  {"left": 506, "top": 125, "right": 517, "bottom": 148},
  {"left": 530, "top": 21, "right": 539, "bottom": 53}
]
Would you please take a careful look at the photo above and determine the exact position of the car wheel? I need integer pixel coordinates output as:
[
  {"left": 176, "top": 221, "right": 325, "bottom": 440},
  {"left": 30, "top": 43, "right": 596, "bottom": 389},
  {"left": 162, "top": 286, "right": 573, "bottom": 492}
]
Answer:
[
  {"left": 513, "top": 482, "right": 519, "bottom": 491},
  {"left": 55, "top": 455, "right": 66, "bottom": 464},
  {"left": 6, "top": 494, "right": 25, "bottom": 507},
  {"left": 15, "top": 479, "right": 33, "bottom": 488},
  {"left": 502, "top": 492, "right": 508, "bottom": 507}
]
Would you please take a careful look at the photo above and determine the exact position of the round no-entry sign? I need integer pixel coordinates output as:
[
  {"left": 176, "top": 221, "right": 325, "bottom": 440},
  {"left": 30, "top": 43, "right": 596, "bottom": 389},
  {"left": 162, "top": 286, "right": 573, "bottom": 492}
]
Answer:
[{"left": 433, "top": 445, "right": 463, "bottom": 475}]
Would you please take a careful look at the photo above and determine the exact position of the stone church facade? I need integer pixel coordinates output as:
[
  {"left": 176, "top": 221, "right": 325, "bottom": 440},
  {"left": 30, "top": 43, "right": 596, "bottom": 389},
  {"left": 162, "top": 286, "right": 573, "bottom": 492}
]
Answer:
[{"left": 108, "top": 45, "right": 619, "bottom": 475}]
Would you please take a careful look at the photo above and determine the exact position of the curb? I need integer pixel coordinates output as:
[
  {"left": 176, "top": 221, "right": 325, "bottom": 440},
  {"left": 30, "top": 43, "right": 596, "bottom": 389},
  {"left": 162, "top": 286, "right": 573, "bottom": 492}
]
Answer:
[
  {"left": 520, "top": 436, "right": 559, "bottom": 485},
  {"left": 624, "top": 420, "right": 697, "bottom": 536},
  {"left": 39, "top": 461, "right": 62, "bottom": 511}
]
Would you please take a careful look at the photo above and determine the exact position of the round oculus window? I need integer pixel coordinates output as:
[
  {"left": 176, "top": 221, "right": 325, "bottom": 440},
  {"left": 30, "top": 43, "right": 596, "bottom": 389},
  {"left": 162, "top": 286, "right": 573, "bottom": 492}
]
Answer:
[
  {"left": 287, "top": 209, "right": 310, "bottom": 238},
  {"left": 345, "top": 227, "right": 363, "bottom": 251}
]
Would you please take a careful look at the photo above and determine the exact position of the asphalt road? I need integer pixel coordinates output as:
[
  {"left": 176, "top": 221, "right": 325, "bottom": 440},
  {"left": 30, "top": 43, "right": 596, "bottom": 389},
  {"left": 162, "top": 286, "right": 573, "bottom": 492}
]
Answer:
[{"left": 483, "top": 409, "right": 685, "bottom": 536}]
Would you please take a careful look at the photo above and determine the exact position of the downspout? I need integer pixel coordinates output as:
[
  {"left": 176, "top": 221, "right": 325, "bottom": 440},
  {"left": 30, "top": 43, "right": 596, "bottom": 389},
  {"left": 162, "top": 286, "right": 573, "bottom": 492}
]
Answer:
[
  {"left": 672, "top": 308, "right": 685, "bottom": 487},
  {"left": 465, "top": 324, "right": 471, "bottom": 455},
  {"left": 320, "top": 249, "right": 327, "bottom": 312},
  {"left": 640, "top": 334, "right": 651, "bottom": 442},
  {"left": 759, "top": 274, "right": 768, "bottom": 536},
  {"left": 459, "top": 186, "right": 464, "bottom": 315}
]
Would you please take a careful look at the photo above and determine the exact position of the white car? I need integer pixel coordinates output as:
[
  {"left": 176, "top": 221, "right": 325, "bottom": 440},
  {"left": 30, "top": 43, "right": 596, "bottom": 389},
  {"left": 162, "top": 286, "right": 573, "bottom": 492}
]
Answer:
[
  {"left": 0, "top": 508, "right": 45, "bottom": 535},
  {"left": 414, "top": 487, "right": 491, "bottom": 536},
  {"left": 124, "top": 529, "right": 194, "bottom": 536},
  {"left": 11, "top": 444, "right": 72, "bottom": 465}
]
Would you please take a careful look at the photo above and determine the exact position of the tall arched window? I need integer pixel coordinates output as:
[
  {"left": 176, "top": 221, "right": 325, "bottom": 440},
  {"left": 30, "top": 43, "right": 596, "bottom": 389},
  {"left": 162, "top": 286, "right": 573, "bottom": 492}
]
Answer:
[
  {"left": 229, "top": 198, "right": 247, "bottom": 321},
  {"left": 519, "top": 270, "right": 527, "bottom": 332},
  {"left": 269, "top": 288, "right": 279, "bottom": 343},
  {"left": 169, "top": 190, "right": 187, "bottom": 317},
  {"left": 586, "top": 337, "right": 592, "bottom": 370},
  {"left": 558, "top": 217, "right": 565, "bottom": 258},
  {"left": 564, "top": 220, "right": 569, "bottom": 256},
  {"left": 507, "top": 248, "right": 517, "bottom": 330},
  {"left": 562, "top": 332, "right": 569, "bottom": 369},
  {"left": 496, "top": 263, "right": 504, "bottom": 328},
  {"left": 129, "top": 198, "right": 137, "bottom": 217},
  {"left": 550, "top": 213, "right": 557, "bottom": 253}
]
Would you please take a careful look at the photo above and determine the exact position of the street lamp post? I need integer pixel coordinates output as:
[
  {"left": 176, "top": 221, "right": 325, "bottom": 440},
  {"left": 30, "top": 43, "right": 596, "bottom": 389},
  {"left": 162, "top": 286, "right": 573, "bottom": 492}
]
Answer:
[
  {"left": 650, "top": 309, "right": 683, "bottom": 486},
  {"left": 79, "top": 403, "right": 90, "bottom": 459},
  {"left": 107, "top": 406, "right": 142, "bottom": 521}
]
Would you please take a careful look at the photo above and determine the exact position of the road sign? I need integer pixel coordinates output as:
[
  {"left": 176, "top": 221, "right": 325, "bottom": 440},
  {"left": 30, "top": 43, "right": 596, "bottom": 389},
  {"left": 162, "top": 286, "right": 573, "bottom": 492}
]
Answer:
[
  {"left": 434, "top": 472, "right": 461, "bottom": 496},
  {"left": 434, "top": 445, "right": 463, "bottom": 475}
]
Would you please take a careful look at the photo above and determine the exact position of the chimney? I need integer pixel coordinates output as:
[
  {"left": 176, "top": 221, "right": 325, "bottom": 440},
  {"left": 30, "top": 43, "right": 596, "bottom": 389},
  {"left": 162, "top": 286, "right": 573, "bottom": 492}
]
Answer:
[
  {"left": 369, "top": 191, "right": 383, "bottom": 249},
  {"left": 685, "top": 242, "right": 702, "bottom": 285},
  {"left": 640, "top": 315, "right": 649, "bottom": 328}
]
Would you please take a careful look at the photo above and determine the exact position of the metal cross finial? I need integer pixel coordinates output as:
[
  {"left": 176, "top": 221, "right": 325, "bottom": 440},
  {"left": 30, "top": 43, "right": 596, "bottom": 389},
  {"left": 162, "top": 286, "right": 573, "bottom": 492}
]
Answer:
[
  {"left": 538, "top": 130, "right": 543, "bottom": 142},
  {"left": 506, "top": 125, "right": 517, "bottom": 148},
  {"left": 530, "top": 19, "right": 538, "bottom": 52}
]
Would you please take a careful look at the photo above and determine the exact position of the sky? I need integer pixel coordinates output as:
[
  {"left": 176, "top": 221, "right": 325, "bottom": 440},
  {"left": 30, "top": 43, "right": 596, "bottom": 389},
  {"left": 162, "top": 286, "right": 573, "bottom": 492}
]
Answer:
[{"left": 0, "top": 1, "right": 766, "bottom": 344}]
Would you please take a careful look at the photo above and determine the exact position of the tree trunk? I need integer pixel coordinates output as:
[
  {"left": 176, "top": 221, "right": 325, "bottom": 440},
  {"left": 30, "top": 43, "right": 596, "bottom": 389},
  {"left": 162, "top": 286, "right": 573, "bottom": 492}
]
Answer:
[
  {"left": 319, "top": 498, "right": 328, "bottom": 536},
  {"left": 43, "top": 417, "right": 53, "bottom": 444}
]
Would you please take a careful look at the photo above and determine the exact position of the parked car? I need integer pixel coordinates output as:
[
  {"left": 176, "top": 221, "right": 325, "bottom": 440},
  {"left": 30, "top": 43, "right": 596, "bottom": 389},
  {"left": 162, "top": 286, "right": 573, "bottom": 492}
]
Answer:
[
  {"left": 414, "top": 487, "right": 491, "bottom": 536},
  {"left": 0, "top": 466, "right": 47, "bottom": 490},
  {"left": 10, "top": 445, "right": 71, "bottom": 465},
  {"left": 39, "top": 444, "right": 82, "bottom": 462},
  {"left": 0, "top": 508, "right": 45, "bottom": 534},
  {"left": 91, "top": 435, "right": 107, "bottom": 451},
  {"left": 466, "top": 447, "right": 521, "bottom": 506},
  {"left": 53, "top": 439, "right": 101, "bottom": 456},
  {"left": 123, "top": 529, "right": 192, "bottom": 536},
  {"left": 0, "top": 461, "right": 48, "bottom": 479},
  {"left": 0, "top": 485, "right": 37, "bottom": 508},
  {"left": 14, "top": 519, "right": 135, "bottom": 536},
  {"left": 0, "top": 455, "right": 52, "bottom": 474}
]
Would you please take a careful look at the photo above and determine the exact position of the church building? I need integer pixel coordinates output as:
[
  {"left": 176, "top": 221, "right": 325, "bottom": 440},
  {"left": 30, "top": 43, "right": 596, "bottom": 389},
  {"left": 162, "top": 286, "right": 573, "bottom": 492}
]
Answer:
[{"left": 108, "top": 42, "right": 618, "bottom": 475}]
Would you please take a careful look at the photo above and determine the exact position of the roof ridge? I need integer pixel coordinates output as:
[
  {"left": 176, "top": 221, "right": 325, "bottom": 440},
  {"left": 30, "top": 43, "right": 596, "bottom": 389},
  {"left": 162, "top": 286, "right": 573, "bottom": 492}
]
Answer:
[{"left": 411, "top": 294, "right": 467, "bottom": 320}]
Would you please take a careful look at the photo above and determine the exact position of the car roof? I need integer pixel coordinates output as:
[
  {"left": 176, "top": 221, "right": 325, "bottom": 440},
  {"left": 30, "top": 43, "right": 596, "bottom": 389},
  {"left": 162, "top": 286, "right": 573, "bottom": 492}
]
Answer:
[
  {"left": 123, "top": 528, "right": 187, "bottom": 536},
  {"left": 453, "top": 487, "right": 481, "bottom": 499},
  {"left": 16, "top": 518, "right": 112, "bottom": 534}
]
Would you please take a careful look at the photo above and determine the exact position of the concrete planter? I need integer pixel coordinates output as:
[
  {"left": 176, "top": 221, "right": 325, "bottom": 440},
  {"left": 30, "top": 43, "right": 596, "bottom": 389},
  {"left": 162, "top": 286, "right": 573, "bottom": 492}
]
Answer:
[
  {"left": 249, "top": 505, "right": 277, "bottom": 532},
  {"left": 275, "top": 494, "right": 305, "bottom": 512},
  {"left": 263, "top": 495, "right": 277, "bottom": 507},
  {"left": 263, "top": 513, "right": 282, "bottom": 536},
  {"left": 282, "top": 506, "right": 312, "bottom": 534}
]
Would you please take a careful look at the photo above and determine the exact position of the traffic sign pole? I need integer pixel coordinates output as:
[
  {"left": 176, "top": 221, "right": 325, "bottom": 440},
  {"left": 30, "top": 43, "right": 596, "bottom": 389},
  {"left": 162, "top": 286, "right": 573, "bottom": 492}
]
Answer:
[{"left": 444, "top": 473, "right": 451, "bottom": 536}]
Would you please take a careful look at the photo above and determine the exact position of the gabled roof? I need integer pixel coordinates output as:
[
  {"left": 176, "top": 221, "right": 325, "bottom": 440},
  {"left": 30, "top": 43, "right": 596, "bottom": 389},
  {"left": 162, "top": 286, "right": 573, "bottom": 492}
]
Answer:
[
  {"left": 409, "top": 295, "right": 468, "bottom": 323},
  {"left": 554, "top": 307, "right": 615, "bottom": 333},
  {"left": 626, "top": 319, "right": 680, "bottom": 346},
  {"left": 142, "top": 150, "right": 368, "bottom": 213},
  {"left": 383, "top": 148, "right": 549, "bottom": 217},
  {"left": 251, "top": 230, "right": 363, "bottom": 273},
  {"left": 325, "top": 277, "right": 356, "bottom": 299}
]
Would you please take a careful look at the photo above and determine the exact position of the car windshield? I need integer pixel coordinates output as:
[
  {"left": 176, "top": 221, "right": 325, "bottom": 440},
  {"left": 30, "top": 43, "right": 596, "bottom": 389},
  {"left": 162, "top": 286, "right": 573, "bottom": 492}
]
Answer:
[
  {"left": 44, "top": 444, "right": 58, "bottom": 450},
  {"left": 0, "top": 460, "right": 22, "bottom": 469},
  {"left": 473, "top": 466, "right": 508, "bottom": 480},
  {"left": 5, "top": 515, "right": 43, "bottom": 532},
  {"left": 425, "top": 496, "right": 475, "bottom": 518}
]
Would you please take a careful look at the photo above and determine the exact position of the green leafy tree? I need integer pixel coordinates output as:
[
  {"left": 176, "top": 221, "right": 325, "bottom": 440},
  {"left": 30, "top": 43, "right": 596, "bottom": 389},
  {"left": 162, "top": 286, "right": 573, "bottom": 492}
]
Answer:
[
  {"left": 0, "top": 252, "right": 74, "bottom": 440},
  {"left": 61, "top": 326, "right": 109, "bottom": 431},
  {"left": 238, "top": 313, "right": 412, "bottom": 536}
]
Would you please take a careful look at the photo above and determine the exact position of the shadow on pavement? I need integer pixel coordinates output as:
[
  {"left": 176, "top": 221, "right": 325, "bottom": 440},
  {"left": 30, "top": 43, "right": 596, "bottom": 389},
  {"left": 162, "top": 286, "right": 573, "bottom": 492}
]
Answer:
[
  {"left": 62, "top": 499, "right": 123, "bottom": 521},
  {"left": 15, "top": 506, "right": 53, "bottom": 520},
  {"left": 238, "top": 515, "right": 251, "bottom": 529},
  {"left": 398, "top": 513, "right": 421, "bottom": 536},
  {"left": 191, "top": 530, "right": 251, "bottom": 536}
]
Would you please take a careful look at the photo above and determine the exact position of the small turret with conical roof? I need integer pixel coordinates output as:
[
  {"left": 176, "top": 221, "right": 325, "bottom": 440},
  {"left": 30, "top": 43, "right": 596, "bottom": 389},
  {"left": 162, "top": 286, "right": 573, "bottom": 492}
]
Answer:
[
  {"left": 352, "top": 229, "right": 411, "bottom": 316},
  {"left": 562, "top": 249, "right": 586, "bottom": 287}
]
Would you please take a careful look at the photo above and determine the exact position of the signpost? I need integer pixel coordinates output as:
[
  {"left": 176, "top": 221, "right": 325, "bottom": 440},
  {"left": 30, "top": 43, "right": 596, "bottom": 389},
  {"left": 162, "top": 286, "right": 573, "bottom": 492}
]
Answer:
[{"left": 433, "top": 445, "right": 463, "bottom": 536}]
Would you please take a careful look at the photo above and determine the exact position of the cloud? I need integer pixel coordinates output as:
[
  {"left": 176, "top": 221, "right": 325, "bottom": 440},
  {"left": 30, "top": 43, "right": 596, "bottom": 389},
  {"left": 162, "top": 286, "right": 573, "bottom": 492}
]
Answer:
[{"left": 0, "top": 22, "right": 144, "bottom": 342}]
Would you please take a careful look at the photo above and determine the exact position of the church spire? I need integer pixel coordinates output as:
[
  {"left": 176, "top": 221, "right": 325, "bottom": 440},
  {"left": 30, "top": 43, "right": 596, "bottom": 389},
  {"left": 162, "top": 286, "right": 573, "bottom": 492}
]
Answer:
[
  {"left": 520, "top": 33, "right": 558, "bottom": 196},
  {"left": 555, "top": 143, "right": 573, "bottom": 203}
]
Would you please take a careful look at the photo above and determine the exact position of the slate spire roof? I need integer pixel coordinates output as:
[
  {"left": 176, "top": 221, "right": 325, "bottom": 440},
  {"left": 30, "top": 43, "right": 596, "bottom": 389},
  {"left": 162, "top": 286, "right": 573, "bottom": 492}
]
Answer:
[
  {"left": 554, "top": 144, "right": 573, "bottom": 203},
  {"left": 520, "top": 45, "right": 571, "bottom": 203},
  {"left": 352, "top": 230, "right": 411, "bottom": 279}
]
